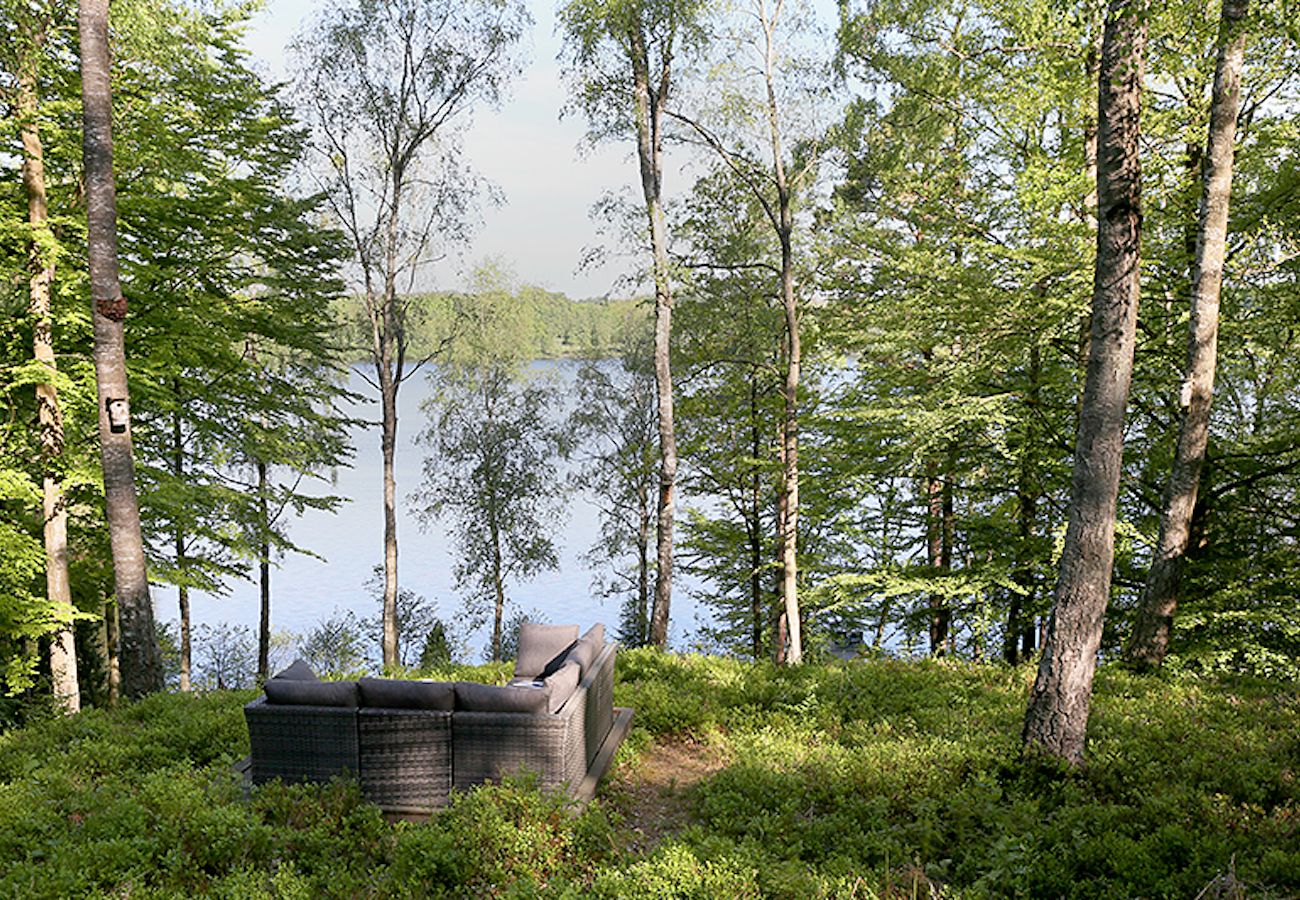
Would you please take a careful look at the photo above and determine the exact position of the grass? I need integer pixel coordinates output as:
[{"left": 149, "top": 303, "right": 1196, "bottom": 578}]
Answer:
[{"left": 0, "top": 650, "right": 1296, "bottom": 897}]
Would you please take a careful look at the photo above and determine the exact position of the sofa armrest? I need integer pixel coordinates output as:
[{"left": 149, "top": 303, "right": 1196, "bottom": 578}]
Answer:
[
  {"left": 582, "top": 644, "right": 617, "bottom": 767},
  {"left": 244, "top": 696, "right": 359, "bottom": 785},
  {"left": 452, "top": 684, "right": 587, "bottom": 793}
]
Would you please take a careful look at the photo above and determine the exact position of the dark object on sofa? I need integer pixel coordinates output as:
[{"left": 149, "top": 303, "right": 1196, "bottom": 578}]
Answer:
[{"left": 243, "top": 626, "right": 629, "bottom": 815}]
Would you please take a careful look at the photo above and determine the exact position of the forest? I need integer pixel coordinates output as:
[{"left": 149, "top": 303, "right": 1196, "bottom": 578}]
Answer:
[{"left": 0, "top": 0, "right": 1298, "bottom": 893}]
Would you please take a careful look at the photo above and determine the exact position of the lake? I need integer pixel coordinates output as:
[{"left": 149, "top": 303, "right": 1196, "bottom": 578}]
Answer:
[{"left": 178, "top": 360, "right": 712, "bottom": 663}]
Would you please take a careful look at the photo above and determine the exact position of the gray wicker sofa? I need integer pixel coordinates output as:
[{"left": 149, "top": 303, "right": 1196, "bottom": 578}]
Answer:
[{"left": 243, "top": 623, "right": 624, "bottom": 815}]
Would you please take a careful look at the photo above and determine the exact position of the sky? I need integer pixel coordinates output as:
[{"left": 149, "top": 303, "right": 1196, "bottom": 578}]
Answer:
[{"left": 239, "top": 0, "right": 642, "bottom": 300}]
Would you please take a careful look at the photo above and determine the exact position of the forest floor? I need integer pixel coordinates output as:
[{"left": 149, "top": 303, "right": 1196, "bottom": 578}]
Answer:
[{"left": 0, "top": 649, "right": 1297, "bottom": 897}]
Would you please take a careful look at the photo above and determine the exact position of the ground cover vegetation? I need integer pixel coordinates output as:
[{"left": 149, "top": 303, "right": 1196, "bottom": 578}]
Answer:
[
  {"left": 0, "top": 651, "right": 1297, "bottom": 897},
  {"left": 0, "top": 0, "right": 1299, "bottom": 885}
]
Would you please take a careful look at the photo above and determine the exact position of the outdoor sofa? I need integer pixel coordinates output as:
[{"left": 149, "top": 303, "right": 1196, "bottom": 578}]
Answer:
[{"left": 243, "top": 623, "right": 630, "bottom": 816}]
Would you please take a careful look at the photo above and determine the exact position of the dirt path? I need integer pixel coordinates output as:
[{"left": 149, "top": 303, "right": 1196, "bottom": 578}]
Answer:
[{"left": 603, "top": 738, "right": 729, "bottom": 854}]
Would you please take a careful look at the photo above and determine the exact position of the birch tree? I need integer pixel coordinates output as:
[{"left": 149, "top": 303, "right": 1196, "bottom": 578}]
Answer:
[
  {"left": 667, "top": 0, "right": 822, "bottom": 663},
  {"left": 8, "top": 3, "right": 79, "bottom": 711},
  {"left": 559, "top": 0, "right": 706, "bottom": 648},
  {"left": 1125, "top": 0, "right": 1250, "bottom": 669},
  {"left": 292, "top": 0, "right": 528, "bottom": 668},
  {"left": 1022, "top": 0, "right": 1148, "bottom": 765},
  {"left": 415, "top": 276, "right": 569, "bottom": 662}
]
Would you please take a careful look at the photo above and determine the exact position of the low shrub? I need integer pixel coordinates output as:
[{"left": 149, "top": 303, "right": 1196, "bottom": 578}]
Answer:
[{"left": 0, "top": 656, "right": 1295, "bottom": 897}]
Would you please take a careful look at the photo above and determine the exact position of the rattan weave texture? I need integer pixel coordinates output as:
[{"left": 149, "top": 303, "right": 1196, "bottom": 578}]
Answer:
[
  {"left": 245, "top": 698, "right": 359, "bottom": 784},
  {"left": 358, "top": 709, "right": 452, "bottom": 810}
]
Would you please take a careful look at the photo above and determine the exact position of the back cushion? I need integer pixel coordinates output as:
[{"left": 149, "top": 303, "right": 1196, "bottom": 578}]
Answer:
[
  {"left": 514, "top": 622, "right": 579, "bottom": 679},
  {"left": 565, "top": 638, "right": 597, "bottom": 675},
  {"left": 271, "top": 658, "right": 318, "bottom": 682},
  {"left": 357, "top": 677, "right": 454, "bottom": 710},
  {"left": 264, "top": 679, "right": 358, "bottom": 707},
  {"left": 543, "top": 661, "right": 581, "bottom": 714},
  {"left": 455, "top": 681, "right": 550, "bottom": 714}
]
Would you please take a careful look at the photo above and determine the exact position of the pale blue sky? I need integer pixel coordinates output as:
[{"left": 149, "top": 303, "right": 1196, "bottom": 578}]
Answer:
[
  {"left": 239, "top": 0, "right": 839, "bottom": 300},
  {"left": 240, "top": 0, "right": 641, "bottom": 299}
]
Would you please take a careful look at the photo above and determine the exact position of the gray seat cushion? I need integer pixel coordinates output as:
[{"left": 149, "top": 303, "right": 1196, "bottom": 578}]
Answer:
[
  {"left": 264, "top": 679, "right": 359, "bottom": 707},
  {"left": 542, "top": 661, "right": 581, "bottom": 714},
  {"left": 271, "top": 658, "right": 319, "bottom": 682},
  {"left": 565, "top": 624, "right": 606, "bottom": 676},
  {"left": 357, "top": 677, "right": 455, "bottom": 710},
  {"left": 454, "top": 681, "right": 550, "bottom": 714},
  {"left": 514, "top": 622, "right": 579, "bottom": 679}
]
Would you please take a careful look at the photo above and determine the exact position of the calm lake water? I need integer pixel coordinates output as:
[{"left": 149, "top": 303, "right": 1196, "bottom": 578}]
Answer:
[{"left": 177, "top": 360, "right": 710, "bottom": 662}]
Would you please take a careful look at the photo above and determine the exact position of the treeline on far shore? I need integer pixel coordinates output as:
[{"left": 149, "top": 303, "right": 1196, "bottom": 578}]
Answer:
[{"left": 334, "top": 287, "right": 648, "bottom": 363}]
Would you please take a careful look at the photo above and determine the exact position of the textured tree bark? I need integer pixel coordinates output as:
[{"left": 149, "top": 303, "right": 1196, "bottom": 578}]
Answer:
[
  {"left": 103, "top": 599, "right": 121, "bottom": 704},
  {"left": 1126, "top": 0, "right": 1247, "bottom": 669},
  {"left": 19, "top": 33, "right": 80, "bottom": 713},
  {"left": 79, "top": 0, "right": 162, "bottom": 699},
  {"left": 629, "top": 26, "right": 677, "bottom": 649},
  {"left": 1022, "top": 0, "right": 1146, "bottom": 766},
  {"left": 376, "top": 172, "right": 405, "bottom": 670}
]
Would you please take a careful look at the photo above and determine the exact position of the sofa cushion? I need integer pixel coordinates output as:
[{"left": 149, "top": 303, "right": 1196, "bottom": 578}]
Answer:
[
  {"left": 581, "top": 623, "right": 606, "bottom": 646},
  {"left": 514, "top": 622, "right": 579, "bottom": 679},
  {"left": 543, "top": 661, "right": 581, "bottom": 714},
  {"left": 454, "top": 681, "right": 550, "bottom": 714},
  {"left": 271, "top": 658, "right": 319, "bottom": 682},
  {"left": 358, "top": 677, "right": 454, "bottom": 710},
  {"left": 264, "top": 678, "right": 358, "bottom": 707},
  {"left": 565, "top": 638, "right": 597, "bottom": 674}
]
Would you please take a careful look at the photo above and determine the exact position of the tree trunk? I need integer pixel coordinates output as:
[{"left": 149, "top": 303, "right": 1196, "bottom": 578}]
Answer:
[
  {"left": 628, "top": 27, "right": 678, "bottom": 650},
  {"left": 19, "top": 34, "right": 80, "bottom": 713},
  {"left": 926, "top": 463, "right": 950, "bottom": 655},
  {"left": 1126, "top": 0, "right": 1248, "bottom": 669},
  {"left": 104, "top": 599, "right": 121, "bottom": 704},
  {"left": 1006, "top": 345, "right": 1042, "bottom": 665},
  {"left": 1022, "top": 0, "right": 1145, "bottom": 766},
  {"left": 170, "top": 405, "right": 191, "bottom": 692},
  {"left": 750, "top": 375, "right": 765, "bottom": 660},
  {"left": 490, "top": 515, "right": 505, "bottom": 662},
  {"left": 257, "top": 458, "right": 271, "bottom": 681},
  {"left": 637, "top": 484, "right": 652, "bottom": 646},
  {"left": 79, "top": 0, "right": 162, "bottom": 699},
  {"left": 762, "top": 0, "right": 802, "bottom": 665},
  {"left": 377, "top": 344, "right": 400, "bottom": 669}
]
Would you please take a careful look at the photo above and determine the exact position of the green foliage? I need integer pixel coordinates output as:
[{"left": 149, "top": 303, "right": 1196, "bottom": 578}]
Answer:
[
  {"left": 568, "top": 333, "right": 660, "bottom": 647},
  {"left": 0, "top": 657, "right": 1296, "bottom": 897},
  {"left": 415, "top": 272, "right": 573, "bottom": 661}
]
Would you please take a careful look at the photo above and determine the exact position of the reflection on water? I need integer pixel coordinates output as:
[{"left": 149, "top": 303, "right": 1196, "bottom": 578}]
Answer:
[{"left": 181, "top": 360, "right": 709, "bottom": 661}]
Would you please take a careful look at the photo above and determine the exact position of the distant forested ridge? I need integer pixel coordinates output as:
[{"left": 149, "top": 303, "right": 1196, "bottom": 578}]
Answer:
[{"left": 334, "top": 289, "right": 648, "bottom": 363}]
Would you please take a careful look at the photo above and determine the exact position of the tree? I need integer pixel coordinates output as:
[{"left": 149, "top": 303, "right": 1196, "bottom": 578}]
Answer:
[
  {"left": 665, "top": 0, "right": 824, "bottom": 662},
  {"left": 5, "top": 2, "right": 80, "bottom": 711},
  {"left": 415, "top": 277, "right": 570, "bottom": 662},
  {"left": 78, "top": 0, "right": 162, "bottom": 698},
  {"left": 1022, "top": 0, "right": 1148, "bottom": 765},
  {"left": 568, "top": 333, "right": 659, "bottom": 646},
  {"left": 292, "top": 0, "right": 529, "bottom": 669},
  {"left": 559, "top": 0, "right": 707, "bottom": 648},
  {"left": 95, "top": 4, "right": 356, "bottom": 692},
  {"left": 1125, "top": 0, "right": 1250, "bottom": 669}
]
